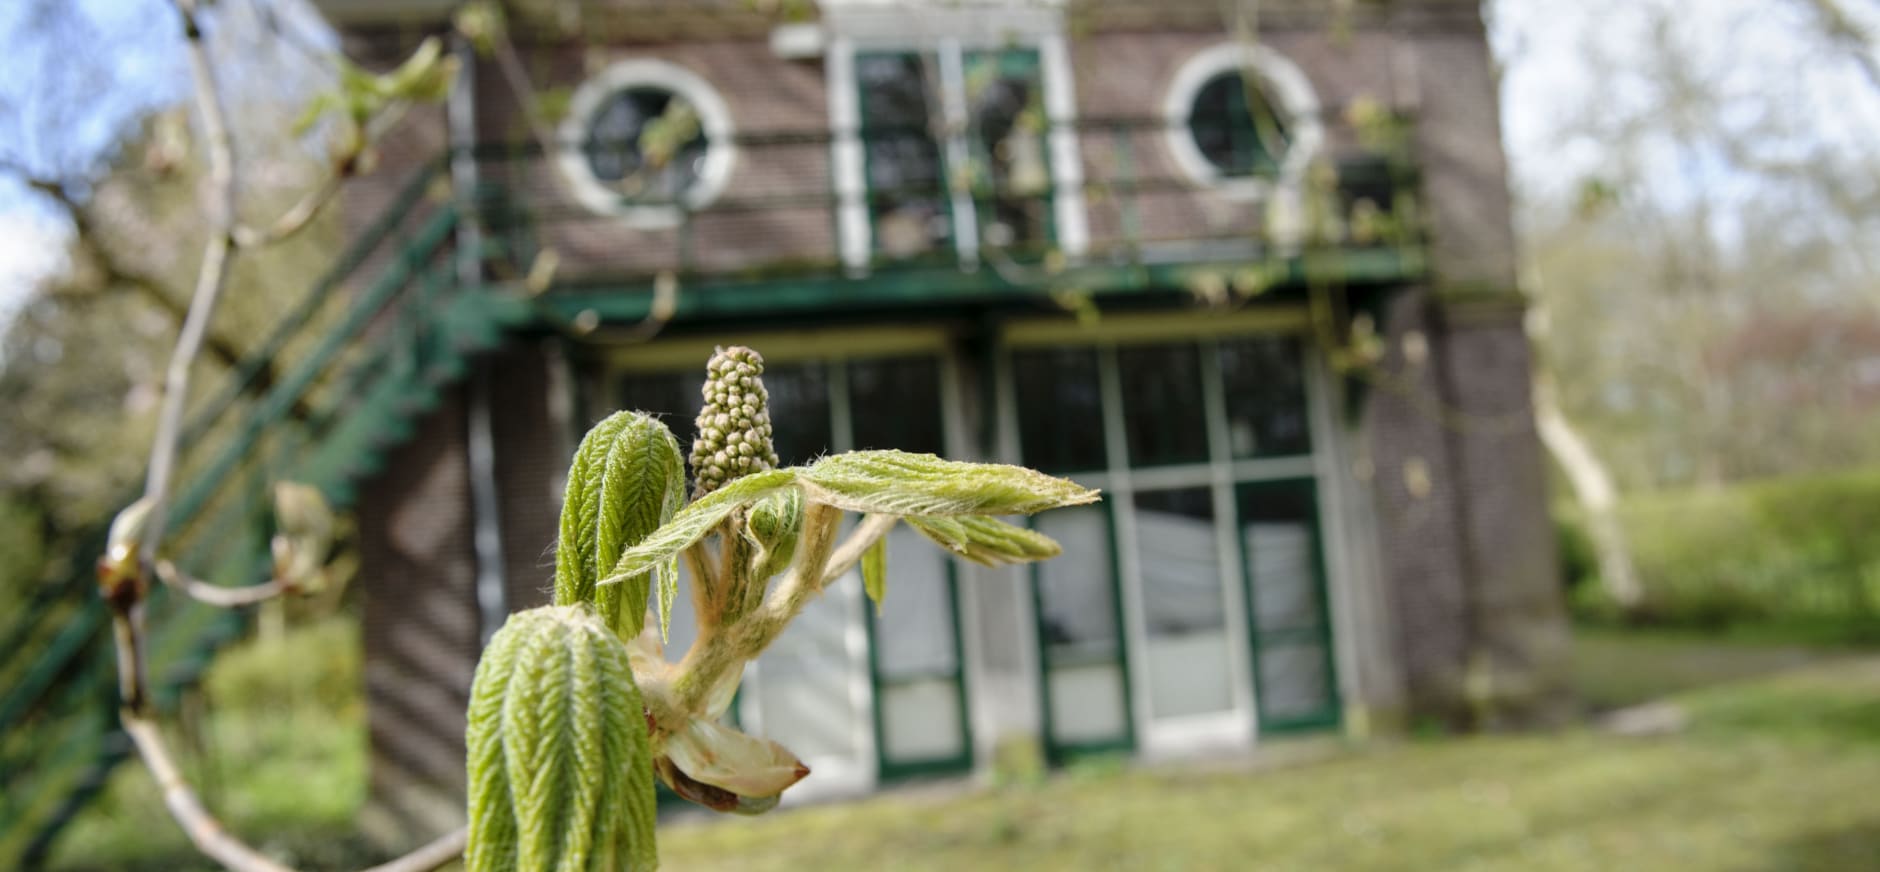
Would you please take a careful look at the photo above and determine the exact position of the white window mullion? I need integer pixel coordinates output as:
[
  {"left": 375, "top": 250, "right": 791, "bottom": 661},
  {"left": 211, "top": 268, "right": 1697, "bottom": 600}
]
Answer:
[
  {"left": 1039, "top": 32, "right": 1089, "bottom": 259},
  {"left": 827, "top": 40, "right": 871, "bottom": 272},
  {"left": 1200, "top": 338, "right": 1259, "bottom": 740},
  {"left": 1097, "top": 344, "right": 1152, "bottom": 750},
  {"left": 936, "top": 40, "right": 980, "bottom": 268}
]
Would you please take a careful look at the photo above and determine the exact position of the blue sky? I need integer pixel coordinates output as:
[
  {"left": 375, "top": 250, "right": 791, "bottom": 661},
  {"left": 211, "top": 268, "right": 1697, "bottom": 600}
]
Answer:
[{"left": 3, "top": 0, "right": 1879, "bottom": 320}]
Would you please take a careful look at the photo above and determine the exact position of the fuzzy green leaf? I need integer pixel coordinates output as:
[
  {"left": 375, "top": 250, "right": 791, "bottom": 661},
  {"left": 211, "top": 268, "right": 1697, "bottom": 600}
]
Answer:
[
  {"left": 745, "top": 488, "right": 805, "bottom": 582},
  {"left": 600, "top": 469, "right": 798, "bottom": 589},
  {"left": 861, "top": 533, "right": 889, "bottom": 615},
  {"left": 798, "top": 450, "right": 1100, "bottom": 516},
  {"left": 556, "top": 411, "right": 686, "bottom": 640},
  {"left": 906, "top": 515, "right": 1064, "bottom": 566},
  {"left": 465, "top": 606, "right": 656, "bottom": 872}
]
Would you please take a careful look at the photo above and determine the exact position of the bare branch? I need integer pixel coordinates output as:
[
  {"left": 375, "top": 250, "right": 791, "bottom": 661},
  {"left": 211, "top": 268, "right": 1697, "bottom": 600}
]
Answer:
[
  {"left": 154, "top": 559, "right": 290, "bottom": 608},
  {"left": 141, "top": 0, "right": 240, "bottom": 569},
  {"left": 231, "top": 169, "right": 343, "bottom": 249},
  {"left": 818, "top": 513, "right": 898, "bottom": 585},
  {"left": 359, "top": 828, "right": 468, "bottom": 872},
  {"left": 123, "top": 713, "right": 296, "bottom": 872}
]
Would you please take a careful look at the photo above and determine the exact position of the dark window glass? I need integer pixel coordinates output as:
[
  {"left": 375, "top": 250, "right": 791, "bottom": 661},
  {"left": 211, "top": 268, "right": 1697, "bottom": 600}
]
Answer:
[
  {"left": 858, "top": 53, "right": 951, "bottom": 259},
  {"left": 849, "top": 357, "right": 945, "bottom": 455},
  {"left": 1013, "top": 348, "right": 1107, "bottom": 473},
  {"left": 1218, "top": 336, "right": 1311, "bottom": 458},
  {"left": 617, "top": 371, "right": 703, "bottom": 450},
  {"left": 760, "top": 362, "right": 831, "bottom": 466},
  {"left": 964, "top": 49, "right": 1051, "bottom": 249},
  {"left": 1117, "top": 344, "right": 1209, "bottom": 467},
  {"left": 583, "top": 88, "right": 709, "bottom": 202},
  {"left": 1187, "top": 71, "right": 1289, "bottom": 178}
]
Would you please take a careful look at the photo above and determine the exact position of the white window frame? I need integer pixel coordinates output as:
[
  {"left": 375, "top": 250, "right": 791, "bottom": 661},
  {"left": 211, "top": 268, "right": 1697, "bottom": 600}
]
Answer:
[
  {"left": 996, "top": 311, "right": 1348, "bottom": 758},
  {"left": 824, "top": 6, "right": 1088, "bottom": 272},
  {"left": 1162, "top": 43, "right": 1324, "bottom": 212},
  {"left": 556, "top": 59, "right": 738, "bottom": 230}
]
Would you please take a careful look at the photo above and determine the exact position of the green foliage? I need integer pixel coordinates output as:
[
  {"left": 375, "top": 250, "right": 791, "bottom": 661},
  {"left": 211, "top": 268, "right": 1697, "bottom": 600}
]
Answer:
[
  {"left": 1566, "top": 468, "right": 1880, "bottom": 637},
  {"left": 465, "top": 606, "right": 656, "bottom": 872},
  {"left": 556, "top": 411, "right": 686, "bottom": 640},
  {"left": 861, "top": 534, "right": 887, "bottom": 615},
  {"left": 602, "top": 469, "right": 799, "bottom": 588},
  {"left": 799, "top": 450, "right": 1101, "bottom": 516},
  {"left": 906, "top": 515, "right": 1063, "bottom": 567}
]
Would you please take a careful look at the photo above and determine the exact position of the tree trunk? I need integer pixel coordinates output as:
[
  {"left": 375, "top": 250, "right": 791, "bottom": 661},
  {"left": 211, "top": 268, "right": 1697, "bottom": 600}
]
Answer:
[{"left": 1534, "top": 378, "right": 1644, "bottom": 610}]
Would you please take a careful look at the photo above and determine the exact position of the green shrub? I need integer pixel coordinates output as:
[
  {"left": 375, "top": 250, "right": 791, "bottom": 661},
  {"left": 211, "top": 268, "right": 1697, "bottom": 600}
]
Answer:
[{"left": 1565, "top": 469, "right": 1880, "bottom": 641}]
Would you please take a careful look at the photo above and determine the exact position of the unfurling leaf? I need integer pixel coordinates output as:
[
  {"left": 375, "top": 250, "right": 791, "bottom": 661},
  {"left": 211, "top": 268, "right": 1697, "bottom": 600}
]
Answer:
[
  {"left": 601, "top": 470, "right": 798, "bottom": 588},
  {"left": 861, "top": 532, "right": 888, "bottom": 615},
  {"left": 465, "top": 606, "right": 656, "bottom": 872},
  {"left": 745, "top": 488, "right": 804, "bottom": 582},
  {"left": 556, "top": 411, "right": 686, "bottom": 640},
  {"left": 799, "top": 450, "right": 1099, "bottom": 516},
  {"left": 663, "top": 717, "right": 809, "bottom": 804},
  {"left": 270, "top": 482, "right": 336, "bottom": 591},
  {"left": 906, "top": 515, "right": 1063, "bottom": 566}
]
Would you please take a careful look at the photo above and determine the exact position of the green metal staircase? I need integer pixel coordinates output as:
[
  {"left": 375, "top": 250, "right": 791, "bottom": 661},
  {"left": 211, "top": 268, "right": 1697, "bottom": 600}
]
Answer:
[{"left": 0, "top": 162, "right": 530, "bottom": 868}]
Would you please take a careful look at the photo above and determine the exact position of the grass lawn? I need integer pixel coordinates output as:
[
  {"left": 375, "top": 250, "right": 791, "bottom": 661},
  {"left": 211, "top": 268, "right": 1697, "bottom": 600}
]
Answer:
[{"left": 45, "top": 624, "right": 1880, "bottom": 871}]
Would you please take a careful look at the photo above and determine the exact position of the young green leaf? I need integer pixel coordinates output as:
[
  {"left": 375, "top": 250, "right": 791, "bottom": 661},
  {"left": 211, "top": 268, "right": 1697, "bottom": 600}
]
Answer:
[
  {"left": 600, "top": 470, "right": 798, "bottom": 589},
  {"left": 745, "top": 488, "right": 805, "bottom": 582},
  {"left": 861, "top": 533, "right": 888, "bottom": 615},
  {"left": 556, "top": 411, "right": 686, "bottom": 640},
  {"left": 798, "top": 450, "right": 1099, "bottom": 516},
  {"left": 465, "top": 606, "right": 656, "bottom": 872},
  {"left": 905, "top": 515, "right": 1064, "bottom": 566}
]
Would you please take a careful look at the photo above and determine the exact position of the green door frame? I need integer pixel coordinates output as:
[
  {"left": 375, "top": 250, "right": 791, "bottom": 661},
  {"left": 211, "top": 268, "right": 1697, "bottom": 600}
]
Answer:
[
  {"left": 1234, "top": 476, "right": 1343, "bottom": 734},
  {"left": 863, "top": 559, "right": 976, "bottom": 782},
  {"left": 1027, "top": 501, "right": 1138, "bottom": 765}
]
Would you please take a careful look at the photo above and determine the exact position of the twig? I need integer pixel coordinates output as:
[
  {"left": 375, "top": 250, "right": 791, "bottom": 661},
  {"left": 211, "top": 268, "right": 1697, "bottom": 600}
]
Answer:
[
  {"left": 231, "top": 170, "right": 344, "bottom": 249},
  {"left": 122, "top": 713, "right": 295, "bottom": 872},
  {"left": 123, "top": 699, "right": 466, "bottom": 872},
  {"left": 141, "top": 0, "right": 240, "bottom": 570},
  {"left": 818, "top": 513, "right": 898, "bottom": 585},
  {"left": 155, "top": 559, "right": 291, "bottom": 608},
  {"left": 359, "top": 828, "right": 468, "bottom": 872}
]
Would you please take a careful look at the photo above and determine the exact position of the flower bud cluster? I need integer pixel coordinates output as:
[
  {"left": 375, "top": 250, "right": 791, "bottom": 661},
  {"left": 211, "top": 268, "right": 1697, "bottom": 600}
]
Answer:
[{"left": 690, "top": 346, "right": 780, "bottom": 494}]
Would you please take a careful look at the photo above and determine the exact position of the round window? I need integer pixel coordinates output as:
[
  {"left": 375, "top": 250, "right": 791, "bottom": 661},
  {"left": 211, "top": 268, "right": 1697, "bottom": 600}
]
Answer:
[
  {"left": 557, "top": 60, "right": 735, "bottom": 227},
  {"left": 1163, "top": 44, "right": 1322, "bottom": 202}
]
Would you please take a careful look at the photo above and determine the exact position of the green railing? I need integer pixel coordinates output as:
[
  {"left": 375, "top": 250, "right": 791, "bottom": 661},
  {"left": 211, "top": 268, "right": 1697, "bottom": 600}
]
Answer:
[
  {"left": 468, "top": 114, "right": 1423, "bottom": 317},
  {"left": 0, "top": 155, "right": 528, "bottom": 867}
]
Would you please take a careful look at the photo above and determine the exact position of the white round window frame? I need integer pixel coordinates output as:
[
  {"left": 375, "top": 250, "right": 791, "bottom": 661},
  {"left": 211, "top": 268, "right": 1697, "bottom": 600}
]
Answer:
[
  {"left": 556, "top": 59, "right": 737, "bottom": 230},
  {"left": 1161, "top": 43, "right": 1323, "bottom": 204}
]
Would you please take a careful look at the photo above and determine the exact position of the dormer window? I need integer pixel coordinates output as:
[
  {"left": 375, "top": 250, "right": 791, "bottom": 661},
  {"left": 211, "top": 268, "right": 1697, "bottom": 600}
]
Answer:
[
  {"left": 557, "top": 59, "right": 736, "bottom": 229},
  {"left": 1163, "top": 44, "right": 1322, "bottom": 203}
]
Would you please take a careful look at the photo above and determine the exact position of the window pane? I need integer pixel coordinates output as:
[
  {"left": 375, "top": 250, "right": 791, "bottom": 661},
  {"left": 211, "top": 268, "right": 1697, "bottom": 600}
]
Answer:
[
  {"left": 1117, "top": 344, "right": 1209, "bottom": 467},
  {"left": 858, "top": 52, "right": 951, "bottom": 259},
  {"left": 849, "top": 357, "right": 944, "bottom": 455},
  {"left": 1133, "top": 488, "right": 1233, "bottom": 719},
  {"left": 584, "top": 88, "right": 708, "bottom": 201},
  {"left": 1035, "top": 505, "right": 1131, "bottom": 748},
  {"left": 1236, "top": 479, "right": 1337, "bottom": 727},
  {"left": 1236, "top": 480, "right": 1323, "bottom": 634},
  {"left": 1187, "top": 72, "right": 1288, "bottom": 178},
  {"left": 760, "top": 362, "right": 831, "bottom": 466},
  {"left": 867, "top": 525, "right": 966, "bottom": 765},
  {"left": 964, "top": 49, "right": 1051, "bottom": 249},
  {"left": 1218, "top": 336, "right": 1310, "bottom": 458},
  {"left": 1013, "top": 348, "right": 1107, "bottom": 473}
]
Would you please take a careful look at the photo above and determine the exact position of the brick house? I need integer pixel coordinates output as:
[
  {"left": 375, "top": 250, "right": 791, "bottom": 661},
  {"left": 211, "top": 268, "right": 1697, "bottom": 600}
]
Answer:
[{"left": 317, "top": 0, "right": 1571, "bottom": 843}]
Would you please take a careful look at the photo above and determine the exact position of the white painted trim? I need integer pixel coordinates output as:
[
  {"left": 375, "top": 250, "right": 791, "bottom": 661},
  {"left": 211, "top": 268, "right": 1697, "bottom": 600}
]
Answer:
[
  {"left": 1200, "top": 338, "right": 1260, "bottom": 742},
  {"left": 1160, "top": 43, "right": 1323, "bottom": 220},
  {"left": 1306, "top": 347, "right": 1366, "bottom": 733},
  {"left": 826, "top": 39, "right": 873, "bottom": 271},
  {"left": 937, "top": 41, "right": 981, "bottom": 269},
  {"left": 1039, "top": 33, "right": 1089, "bottom": 259},
  {"left": 556, "top": 59, "right": 737, "bottom": 229}
]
